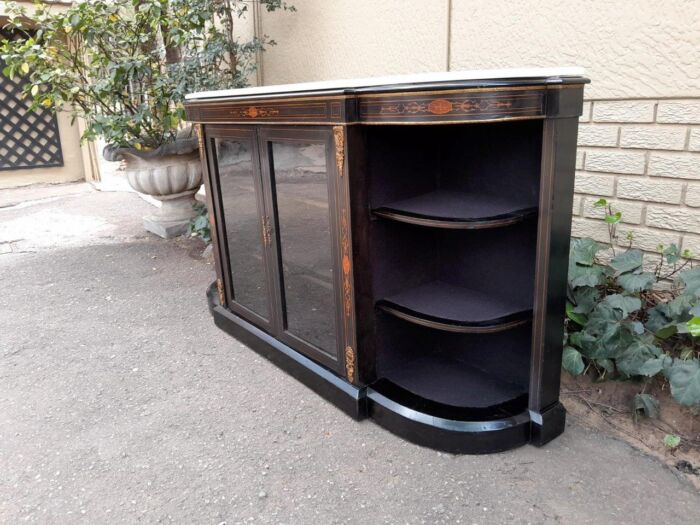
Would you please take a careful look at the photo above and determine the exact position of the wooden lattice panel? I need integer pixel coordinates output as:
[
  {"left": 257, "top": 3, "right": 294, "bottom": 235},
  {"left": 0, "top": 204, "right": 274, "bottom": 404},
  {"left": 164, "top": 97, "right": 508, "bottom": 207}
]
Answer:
[{"left": 0, "top": 29, "right": 63, "bottom": 171}]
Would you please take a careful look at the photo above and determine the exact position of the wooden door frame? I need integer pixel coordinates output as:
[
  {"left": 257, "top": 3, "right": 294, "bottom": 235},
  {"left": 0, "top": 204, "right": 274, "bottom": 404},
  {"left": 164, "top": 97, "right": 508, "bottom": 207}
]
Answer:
[
  {"left": 257, "top": 125, "right": 346, "bottom": 373},
  {"left": 205, "top": 124, "right": 277, "bottom": 332}
]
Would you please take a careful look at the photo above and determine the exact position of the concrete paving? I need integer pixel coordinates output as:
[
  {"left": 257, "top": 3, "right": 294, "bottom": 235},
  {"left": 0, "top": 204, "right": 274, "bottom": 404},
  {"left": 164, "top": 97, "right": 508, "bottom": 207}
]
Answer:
[{"left": 1, "top": 184, "right": 699, "bottom": 524}]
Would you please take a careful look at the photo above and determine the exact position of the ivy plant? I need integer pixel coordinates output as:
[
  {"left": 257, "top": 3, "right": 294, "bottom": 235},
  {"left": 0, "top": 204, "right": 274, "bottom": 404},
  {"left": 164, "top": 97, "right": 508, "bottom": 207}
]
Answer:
[
  {"left": 187, "top": 202, "right": 211, "bottom": 243},
  {"left": 564, "top": 199, "right": 700, "bottom": 409}
]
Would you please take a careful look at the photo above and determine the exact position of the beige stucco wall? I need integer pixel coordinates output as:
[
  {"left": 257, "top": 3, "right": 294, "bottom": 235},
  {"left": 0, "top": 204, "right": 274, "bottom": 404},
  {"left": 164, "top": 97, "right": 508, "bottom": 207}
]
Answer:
[
  {"left": 0, "top": 1, "right": 86, "bottom": 189},
  {"left": 259, "top": 0, "right": 700, "bottom": 259},
  {"left": 448, "top": 0, "right": 699, "bottom": 100},
  {"left": 261, "top": 0, "right": 699, "bottom": 100},
  {"left": 260, "top": 0, "right": 448, "bottom": 85}
]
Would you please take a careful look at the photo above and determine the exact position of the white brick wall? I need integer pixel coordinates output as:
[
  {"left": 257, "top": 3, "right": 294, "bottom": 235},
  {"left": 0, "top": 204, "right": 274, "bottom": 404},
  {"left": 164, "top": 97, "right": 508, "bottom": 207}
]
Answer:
[
  {"left": 573, "top": 97, "right": 700, "bottom": 259},
  {"left": 592, "top": 101, "right": 655, "bottom": 123}
]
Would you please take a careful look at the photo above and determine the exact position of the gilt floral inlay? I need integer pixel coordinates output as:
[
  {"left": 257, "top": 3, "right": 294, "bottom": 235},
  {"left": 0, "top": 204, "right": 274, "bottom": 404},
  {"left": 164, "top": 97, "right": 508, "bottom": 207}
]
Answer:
[
  {"left": 344, "top": 345, "right": 356, "bottom": 383},
  {"left": 340, "top": 212, "right": 352, "bottom": 319},
  {"left": 226, "top": 105, "right": 281, "bottom": 119},
  {"left": 216, "top": 278, "right": 225, "bottom": 306},
  {"left": 333, "top": 125, "right": 345, "bottom": 177},
  {"left": 377, "top": 98, "right": 513, "bottom": 116}
]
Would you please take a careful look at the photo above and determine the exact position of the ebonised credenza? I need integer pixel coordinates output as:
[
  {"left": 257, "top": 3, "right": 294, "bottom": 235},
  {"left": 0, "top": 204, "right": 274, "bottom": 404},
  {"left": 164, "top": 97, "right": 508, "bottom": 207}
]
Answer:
[{"left": 185, "top": 68, "right": 589, "bottom": 453}]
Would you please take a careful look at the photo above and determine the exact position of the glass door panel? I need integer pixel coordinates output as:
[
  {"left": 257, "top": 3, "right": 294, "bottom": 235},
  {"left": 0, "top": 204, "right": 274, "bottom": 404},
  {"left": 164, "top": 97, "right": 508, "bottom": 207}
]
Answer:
[
  {"left": 212, "top": 134, "right": 271, "bottom": 326},
  {"left": 265, "top": 134, "right": 339, "bottom": 359}
]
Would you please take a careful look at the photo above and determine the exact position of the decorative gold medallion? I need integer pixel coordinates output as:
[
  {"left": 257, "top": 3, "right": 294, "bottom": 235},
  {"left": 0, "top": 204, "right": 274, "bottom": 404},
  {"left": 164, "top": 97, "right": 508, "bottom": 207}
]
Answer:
[{"left": 428, "top": 98, "right": 453, "bottom": 115}]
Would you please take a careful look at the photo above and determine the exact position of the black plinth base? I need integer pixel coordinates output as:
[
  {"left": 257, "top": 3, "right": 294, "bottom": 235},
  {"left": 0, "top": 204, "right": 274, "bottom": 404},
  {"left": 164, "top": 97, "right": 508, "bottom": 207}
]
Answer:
[
  {"left": 206, "top": 282, "right": 563, "bottom": 454},
  {"left": 530, "top": 402, "right": 567, "bottom": 447},
  {"left": 206, "top": 283, "right": 366, "bottom": 420}
]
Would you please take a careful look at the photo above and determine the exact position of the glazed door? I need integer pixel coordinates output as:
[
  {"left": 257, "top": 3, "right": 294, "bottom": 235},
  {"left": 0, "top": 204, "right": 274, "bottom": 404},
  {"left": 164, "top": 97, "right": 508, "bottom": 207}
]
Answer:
[
  {"left": 258, "top": 127, "right": 344, "bottom": 369},
  {"left": 207, "top": 126, "right": 276, "bottom": 331}
]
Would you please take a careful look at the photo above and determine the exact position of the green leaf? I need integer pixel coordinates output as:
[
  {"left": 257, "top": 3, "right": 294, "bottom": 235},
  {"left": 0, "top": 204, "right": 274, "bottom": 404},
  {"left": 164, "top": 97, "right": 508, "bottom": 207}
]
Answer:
[
  {"left": 603, "top": 294, "right": 641, "bottom": 318},
  {"left": 632, "top": 393, "right": 660, "bottom": 422},
  {"left": 571, "top": 286, "right": 601, "bottom": 315},
  {"left": 566, "top": 302, "right": 587, "bottom": 326},
  {"left": 593, "top": 198, "right": 608, "bottom": 208},
  {"left": 604, "top": 211, "right": 622, "bottom": 224},
  {"left": 663, "top": 434, "right": 681, "bottom": 449},
  {"left": 616, "top": 339, "right": 662, "bottom": 377},
  {"left": 639, "top": 355, "right": 672, "bottom": 377},
  {"left": 568, "top": 331, "right": 584, "bottom": 348},
  {"left": 570, "top": 238, "right": 601, "bottom": 266},
  {"left": 655, "top": 323, "right": 678, "bottom": 340},
  {"left": 596, "top": 358, "right": 615, "bottom": 374},
  {"left": 630, "top": 321, "right": 645, "bottom": 335},
  {"left": 663, "top": 244, "right": 682, "bottom": 265},
  {"left": 686, "top": 317, "right": 700, "bottom": 337},
  {"left": 193, "top": 215, "right": 208, "bottom": 230},
  {"left": 679, "top": 267, "right": 700, "bottom": 297},
  {"left": 664, "top": 358, "right": 700, "bottom": 407},
  {"left": 610, "top": 249, "right": 643, "bottom": 274},
  {"left": 569, "top": 263, "right": 606, "bottom": 289},
  {"left": 562, "top": 346, "right": 585, "bottom": 376},
  {"left": 617, "top": 271, "right": 655, "bottom": 293}
]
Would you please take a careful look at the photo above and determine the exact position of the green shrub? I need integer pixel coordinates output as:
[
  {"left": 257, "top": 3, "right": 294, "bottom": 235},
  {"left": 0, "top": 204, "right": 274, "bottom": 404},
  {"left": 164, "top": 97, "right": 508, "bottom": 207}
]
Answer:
[
  {"left": 187, "top": 202, "right": 211, "bottom": 243},
  {"left": 1, "top": 0, "right": 293, "bottom": 149},
  {"left": 564, "top": 199, "right": 700, "bottom": 409}
]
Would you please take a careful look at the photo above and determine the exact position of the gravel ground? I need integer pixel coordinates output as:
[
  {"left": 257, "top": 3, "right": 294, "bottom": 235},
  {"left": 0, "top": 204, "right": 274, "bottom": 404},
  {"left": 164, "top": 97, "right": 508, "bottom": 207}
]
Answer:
[{"left": 1, "top": 184, "right": 699, "bottom": 524}]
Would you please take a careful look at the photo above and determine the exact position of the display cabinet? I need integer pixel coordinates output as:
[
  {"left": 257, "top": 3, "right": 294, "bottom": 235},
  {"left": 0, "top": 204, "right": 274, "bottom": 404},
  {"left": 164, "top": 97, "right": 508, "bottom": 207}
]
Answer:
[{"left": 185, "top": 68, "right": 588, "bottom": 453}]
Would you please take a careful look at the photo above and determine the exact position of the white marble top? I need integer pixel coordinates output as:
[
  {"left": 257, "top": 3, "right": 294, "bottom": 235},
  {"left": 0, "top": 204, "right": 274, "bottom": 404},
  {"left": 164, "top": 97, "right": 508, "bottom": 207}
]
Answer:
[{"left": 186, "top": 67, "right": 586, "bottom": 101}]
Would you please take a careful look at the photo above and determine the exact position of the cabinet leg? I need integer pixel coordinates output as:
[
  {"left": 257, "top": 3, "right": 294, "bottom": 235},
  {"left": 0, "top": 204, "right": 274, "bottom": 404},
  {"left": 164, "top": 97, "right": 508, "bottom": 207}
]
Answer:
[{"left": 530, "top": 402, "right": 566, "bottom": 447}]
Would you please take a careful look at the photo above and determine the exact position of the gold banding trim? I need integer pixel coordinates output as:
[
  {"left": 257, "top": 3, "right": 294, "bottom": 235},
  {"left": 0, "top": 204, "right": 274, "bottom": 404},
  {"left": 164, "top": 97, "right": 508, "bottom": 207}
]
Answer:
[
  {"left": 377, "top": 303, "right": 529, "bottom": 334},
  {"left": 188, "top": 115, "right": 548, "bottom": 127},
  {"left": 185, "top": 82, "right": 584, "bottom": 107}
]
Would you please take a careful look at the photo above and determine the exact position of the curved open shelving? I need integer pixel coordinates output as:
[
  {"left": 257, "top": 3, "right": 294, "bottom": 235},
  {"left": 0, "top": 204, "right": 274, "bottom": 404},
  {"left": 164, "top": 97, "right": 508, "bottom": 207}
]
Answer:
[
  {"left": 373, "top": 355, "right": 528, "bottom": 418},
  {"left": 376, "top": 281, "right": 532, "bottom": 333},
  {"left": 372, "top": 190, "right": 537, "bottom": 229}
]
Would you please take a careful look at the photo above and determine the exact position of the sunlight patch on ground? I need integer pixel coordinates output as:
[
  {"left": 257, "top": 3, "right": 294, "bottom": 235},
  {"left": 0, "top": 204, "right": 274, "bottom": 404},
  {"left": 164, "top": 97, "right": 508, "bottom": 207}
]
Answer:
[{"left": 0, "top": 209, "right": 116, "bottom": 252}]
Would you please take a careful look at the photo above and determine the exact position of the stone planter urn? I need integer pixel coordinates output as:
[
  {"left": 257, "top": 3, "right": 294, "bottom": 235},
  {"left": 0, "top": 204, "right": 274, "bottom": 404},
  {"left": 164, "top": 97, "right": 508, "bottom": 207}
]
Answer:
[{"left": 104, "top": 129, "right": 202, "bottom": 238}]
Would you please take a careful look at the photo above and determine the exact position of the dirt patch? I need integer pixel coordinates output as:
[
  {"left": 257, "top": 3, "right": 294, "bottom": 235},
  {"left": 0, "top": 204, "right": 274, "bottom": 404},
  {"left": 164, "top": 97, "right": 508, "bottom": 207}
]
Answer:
[{"left": 562, "top": 372, "right": 700, "bottom": 490}]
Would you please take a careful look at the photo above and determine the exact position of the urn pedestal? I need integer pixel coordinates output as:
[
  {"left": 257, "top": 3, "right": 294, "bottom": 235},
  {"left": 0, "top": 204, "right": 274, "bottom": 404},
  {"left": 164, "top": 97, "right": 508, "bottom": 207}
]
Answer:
[
  {"left": 123, "top": 152, "right": 202, "bottom": 238},
  {"left": 104, "top": 137, "right": 202, "bottom": 238}
]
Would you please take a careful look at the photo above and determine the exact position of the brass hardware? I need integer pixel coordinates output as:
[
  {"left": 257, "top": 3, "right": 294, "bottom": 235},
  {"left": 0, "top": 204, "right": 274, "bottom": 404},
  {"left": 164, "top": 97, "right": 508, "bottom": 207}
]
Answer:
[
  {"left": 216, "top": 278, "right": 225, "bottom": 306},
  {"left": 333, "top": 125, "right": 345, "bottom": 176},
  {"left": 265, "top": 216, "right": 272, "bottom": 247},
  {"left": 262, "top": 216, "right": 272, "bottom": 247},
  {"left": 344, "top": 345, "right": 356, "bottom": 383},
  {"left": 194, "top": 123, "right": 204, "bottom": 150}
]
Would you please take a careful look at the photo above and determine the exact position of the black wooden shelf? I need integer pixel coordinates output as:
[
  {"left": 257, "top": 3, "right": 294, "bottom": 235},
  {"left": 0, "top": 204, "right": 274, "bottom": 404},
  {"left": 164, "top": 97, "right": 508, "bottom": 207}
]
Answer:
[
  {"left": 377, "top": 281, "right": 532, "bottom": 333},
  {"left": 372, "top": 355, "right": 528, "bottom": 420},
  {"left": 372, "top": 190, "right": 537, "bottom": 229}
]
